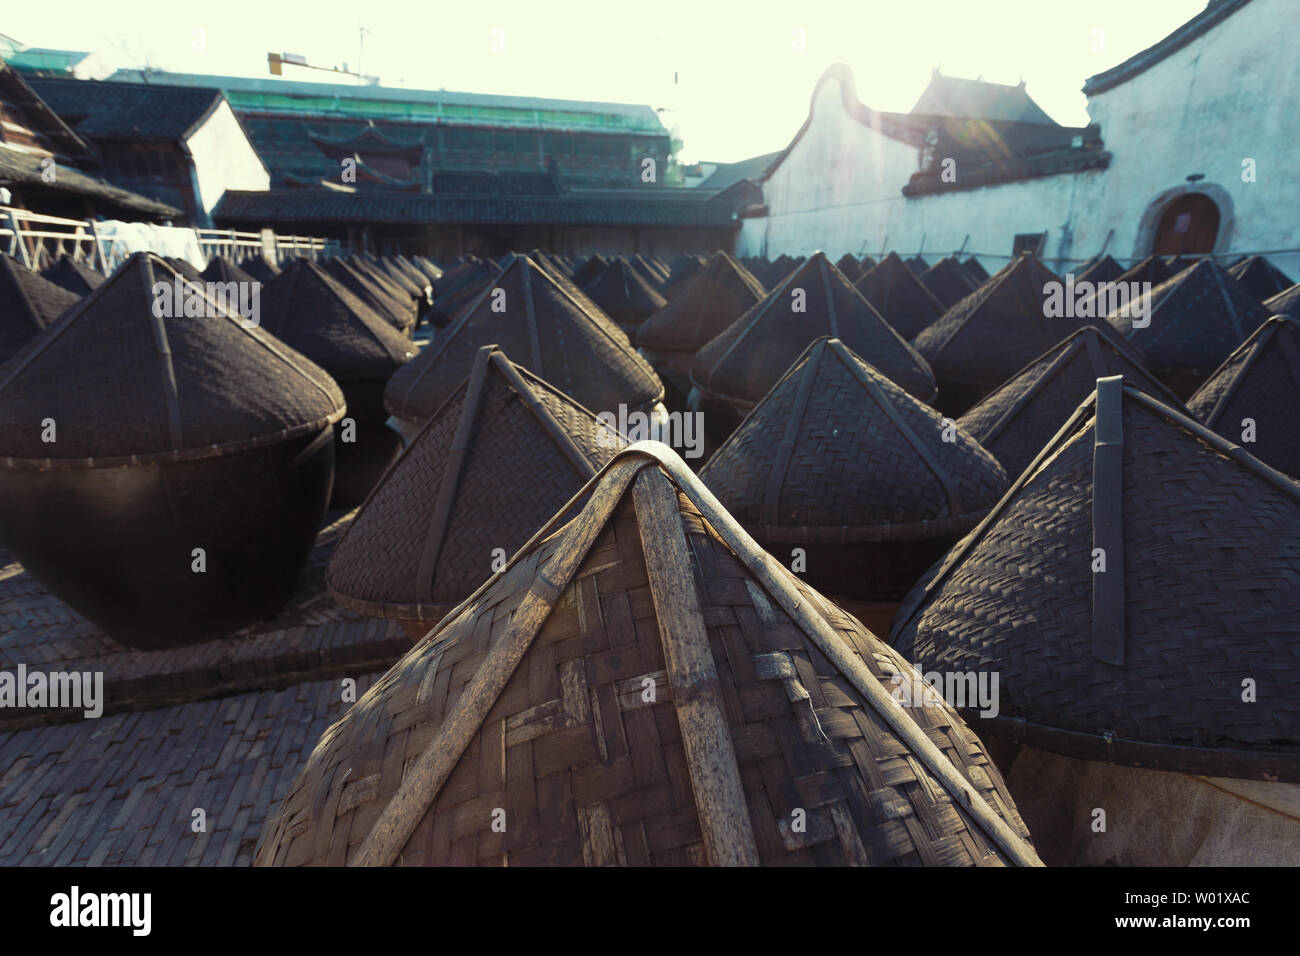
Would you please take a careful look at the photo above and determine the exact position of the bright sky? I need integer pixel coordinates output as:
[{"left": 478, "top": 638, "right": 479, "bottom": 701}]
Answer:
[{"left": 6, "top": 0, "right": 1207, "bottom": 164}]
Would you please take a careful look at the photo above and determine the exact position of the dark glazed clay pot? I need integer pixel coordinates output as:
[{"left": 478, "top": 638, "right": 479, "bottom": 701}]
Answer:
[
  {"left": 0, "top": 253, "right": 348, "bottom": 650},
  {"left": 0, "top": 427, "right": 335, "bottom": 648}
]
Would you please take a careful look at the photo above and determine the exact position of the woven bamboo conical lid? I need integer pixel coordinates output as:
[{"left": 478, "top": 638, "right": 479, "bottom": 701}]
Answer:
[
  {"left": 328, "top": 344, "right": 624, "bottom": 620},
  {"left": 260, "top": 258, "right": 414, "bottom": 384},
  {"left": 659, "top": 253, "right": 707, "bottom": 298},
  {"left": 701, "top": 337, "right": 1007, "bottom": 541},
  {"left": 571, "top": 254, "right": 609, "bottom": 287},
  {"left": 835, "top": 252, "right": 864, "bottom": 282},
  {"left": 636, "top": 251, "right": 766, "bottom": 356},
  {"left": 166, "top": 256, "right": 204, "bottom": 281},
  {"left": 0, "top": 253, "right": 344, "bottom": 466},
  {"left": 384, "top": 254, "right": 662, "bottom": 425},
  {"left": 1228, "top": 255, "right": 1294, "bottom": 304},
  {"left": 961, "top": 257, "right": 989, "bottom": 284},
  {"left": 1075, "top": 255, "right": 1124, "bottom": 286},
  {"left": 581, "top": 258, "right": 666, "bottom": 331},
  {"left": 913, "top": 254, "right": 1092, "bottom": 390},
  {"left": 200, "top": 255, "right": 258, "bottom": 286},
  {"left": 239, "top": 255, "right": 280, "bottom": 284},
  {"left": 957, "top": 325, "right": 1183, "bottom": 479},
  {"left": 1107, "top": 258, "right": 1268, "bottom": 378},
  {"left": 918, "top": 256, "right": 979, "bottom": 311},
  {"left": 691, "top": 252, "right": 936, "bottom": 409},
  {"left": 40, "top": 254, "right": 104, "bottom": 296},
  {"left": 430, "top": 257, "right": 502, "bottom": 326},
  {"left": 854, "top": 252, "right": 947, "bottom": 339},
  {"left": 257, "top": 442, "right": 1040, "bottom": 867},
  {"left": 408, "top": 255, "right": 444, "bottom": 283},
  {"left": 0, "top": 253, "right": 79, "bottom": 364},
  {"left": 1263, "top": 284, "right": 1300, "bottom": 318},
  {"left": 893, "top": 376, "right": 1300, "bottom": 782},
  {"left": 1186, "top": 313, "right": 1300, "bottom": 479},
  {"left": 324, "top": 257, "right": 416, "bottom": 331},
  {"left": 1115, "top": 254, "right": 1172, "bottom": 288}
]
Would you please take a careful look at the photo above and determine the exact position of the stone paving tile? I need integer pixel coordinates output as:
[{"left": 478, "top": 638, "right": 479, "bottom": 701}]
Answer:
[{"left": 0, "top": 673, "right": 381, "bottom": 866}]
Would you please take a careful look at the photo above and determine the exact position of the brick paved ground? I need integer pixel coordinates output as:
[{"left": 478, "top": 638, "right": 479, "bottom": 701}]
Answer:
[
  {"left": 0, "top": 674, "right": 381, "bottom": 866},
  {"left": 0, "top": 505, "right": 430, "bottom": 866}
]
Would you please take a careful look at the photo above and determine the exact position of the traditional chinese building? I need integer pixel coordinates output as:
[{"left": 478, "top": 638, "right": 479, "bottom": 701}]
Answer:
[
  {"left": 26, "top": 76, "right": 269, "bottom": 226},
  {"left": 0, "top": 59, "right": 177, "bottom": 222},
  {"left": 739, "top": 0, "right": 1297, "bottom": 278}
]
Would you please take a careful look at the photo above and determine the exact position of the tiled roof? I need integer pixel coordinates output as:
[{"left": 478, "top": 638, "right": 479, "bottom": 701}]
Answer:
[
  {"left": 1084, "top": 0, "right": 1255, "bottom": 96},
  {"left": 0, "top": 148, "right": 180, "bottom": 217},
  {"left": 762, "top": 64, "right": 1102, "bottom": 194},
  {"left": 26, "top": 76, "right": 224, "bottom": 140},
  {"left": 107, "top": 69, "right": 667, "bottom": 135},
  {"left": 213, "top": 184, "right": 747, "bottom": 227},
  {"left": 696, "top": 151, "right": 782, "bottom": 191},
  {"left": 911, "top": 70, "right": 1057, "bottom": 125}
]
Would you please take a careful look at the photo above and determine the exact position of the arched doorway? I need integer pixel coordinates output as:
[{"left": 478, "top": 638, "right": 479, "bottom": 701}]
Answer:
[{"left": 1152, "top": 193, "right": 1220, "bottom": 256}]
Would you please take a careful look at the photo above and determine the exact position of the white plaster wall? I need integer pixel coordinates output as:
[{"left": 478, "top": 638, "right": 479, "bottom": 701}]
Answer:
[
  {"left": 186, "top": 100, "right": 269, "bottom": 224},
  {"left": 752, "top": 0, "right": 1300, "bottom": 281},
  {"left": 756, "top": 76, "right": 919, "bottom": 261},
  {"left": 1084, "top": 0, "right": 1300, "bottom": 278}
]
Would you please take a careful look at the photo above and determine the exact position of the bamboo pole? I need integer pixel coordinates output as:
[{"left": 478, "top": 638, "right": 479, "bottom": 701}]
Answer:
[
  {"left": 632, "top": 468, "right": 760, "bottom": 866},
  {"left": 619, "top": 442, "right": 1043, "bottom": 867}
]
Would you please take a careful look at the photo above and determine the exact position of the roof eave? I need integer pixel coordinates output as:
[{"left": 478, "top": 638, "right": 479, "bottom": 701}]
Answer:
[{"left": 1083, "top": 0, "right": 1254, "bottom": 96}]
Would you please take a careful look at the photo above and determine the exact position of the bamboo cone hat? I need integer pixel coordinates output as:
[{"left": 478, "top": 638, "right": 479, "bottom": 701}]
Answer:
[
  {"left": 1228, "top": 255, "right": 1293, "bottom": 304},
  {"left": 690, "top": 252, "right": 937, "bottom": 410},
  {"left": 853, "top": 252, "right": 946, "bottom": 337},
  {"left": 200, "top": 255, "right": 258, "bottom": 287},
  {"left": 918, "top": 256, "right": 979, "bottom": 311},
  {"left": 1106, "top": 259, "right": 1269, "bottom": 381},
  {"left": 1186, "top": 314, "right": 1300, "bottom": 479},
  {"left": 659, "top": 253, "right": 708, "bottom": 298},
  {"left": 324, "top": 257, "right": 416, "bottom": 332},
  {"left": 699, "top": 338, "right": 1007, "bottom": 543},
  {"left": 571, "top": 254, "right": 609, "bottom": 287},
  {"left": 40, "top": 254, "right": 104, "bottom": 296},
  {"left": 0, "top": 253, "right": 345, "bottom": 466},
  {"left": 165, "top": 256, "right": 204, "bottom": 281},
  {"left": 1074, "top": 255, "right": 1124, "bottom": 286},
  {"left": 892, "top": 376, "right": 1300, "bottom": 781},
  {"left": 957, "top": 325, "right": 1183, "bottom": 480},
  {"left": 1262, "top": 283, "right": 1300, "bottom": 319},
  {"left": 1115, "top": 254, "right": 1173, "bottom": 288},
  {"left": 239, "top": 255, "right": 280, "bottom": 283},
  {"left": 0, "top": 253, "right": 79, "bottom": 364},
  {"left": 961, "top": 258, "right": 990, "bottom": 284},
  {"left": 429, "top": 257, "right": 503, "bottom": 326},
  {"left": 913, "top": 254, "right": 1092, "bottom": 391},
  {"left": 384, "top": 254, "right": 663, "bottom": 426},
  {"left": 635, "top": 251, "right": 767, "bottom": 357},
  {"left": 580, "top": 258, "right": 666, "bottom": 330},
  {"left": 257, "top": 442, "right": 1041, "bottom": 867},
  {"left": 834, "top": 252, "right": 864, "bottom": 282},
  {"left": 327, "top": 344, "right": 625, "bottom": 622},
  {"left": 260, "top": 259, "right": 414, "bottom": 385}
]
